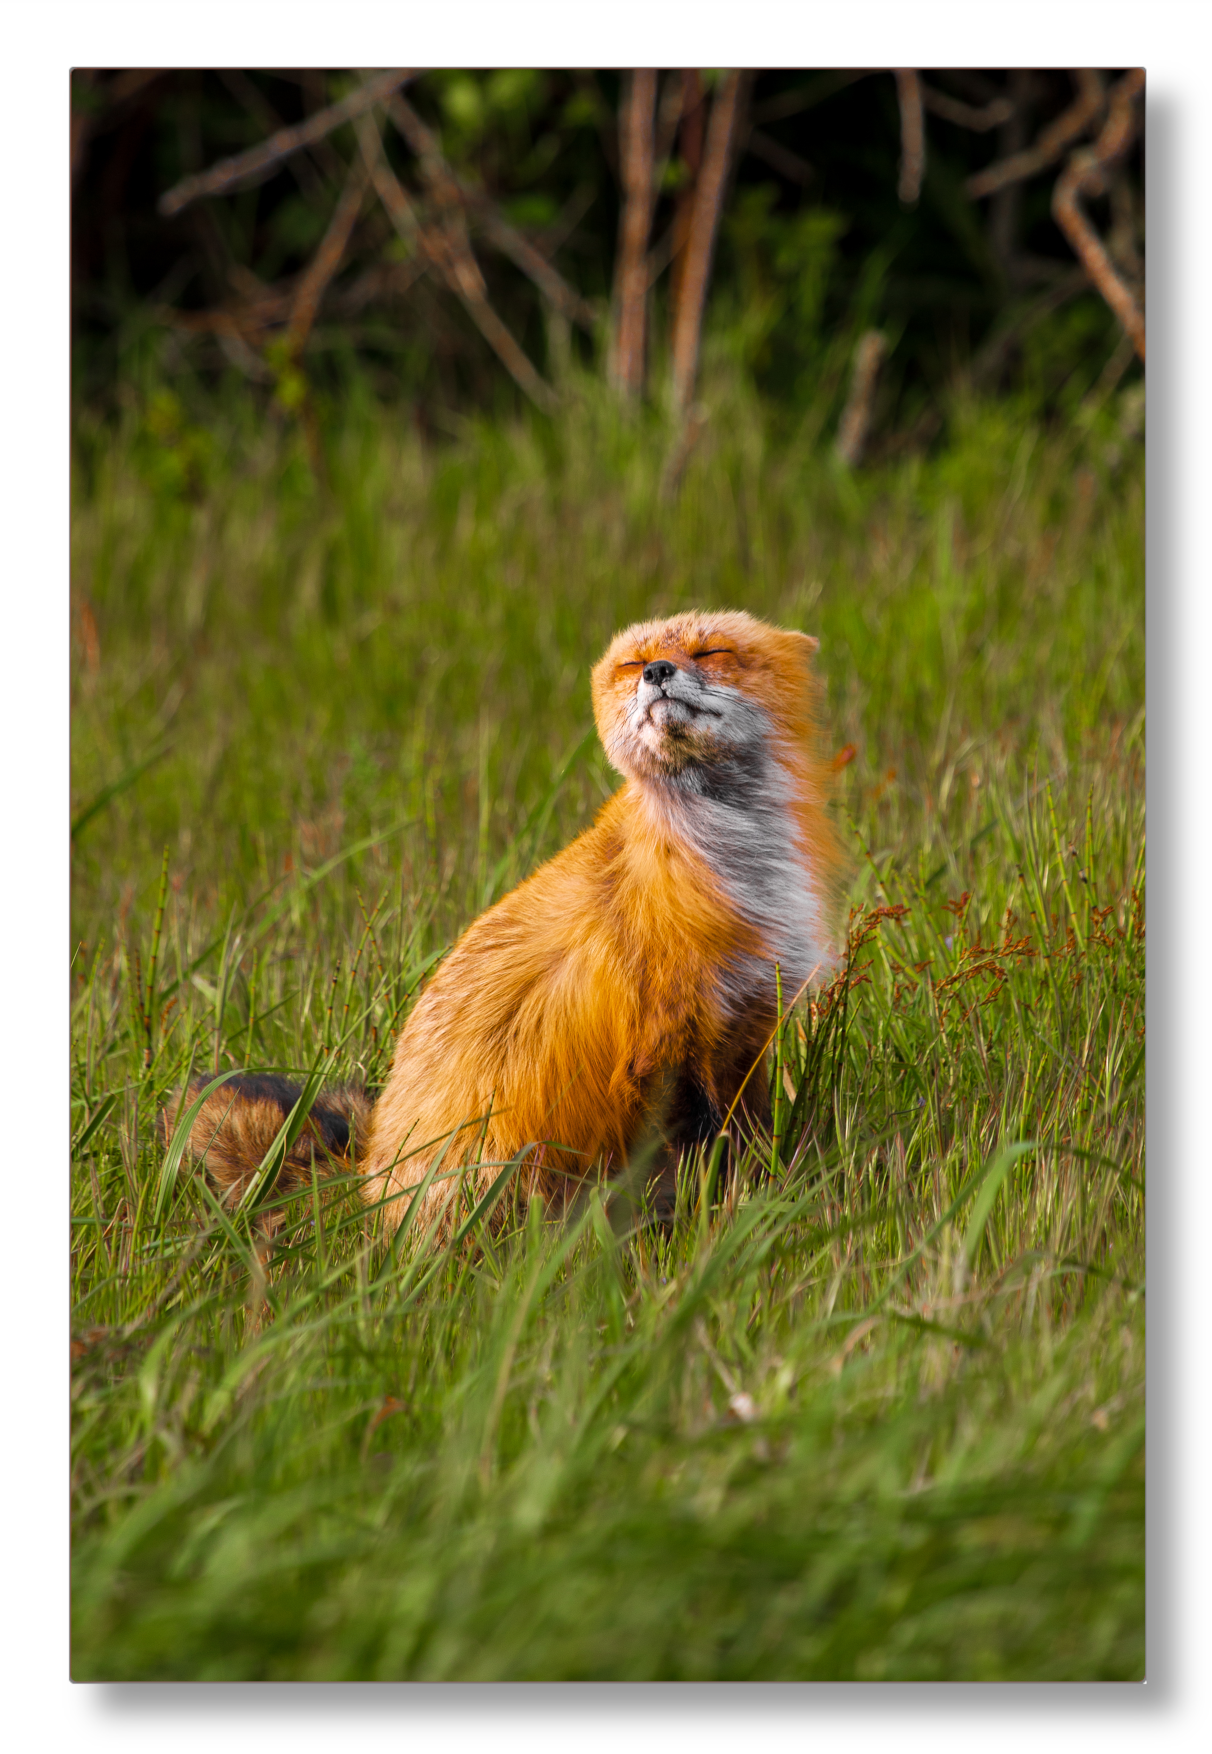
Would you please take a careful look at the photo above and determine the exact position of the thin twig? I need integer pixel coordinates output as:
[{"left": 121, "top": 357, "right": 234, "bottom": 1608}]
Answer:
[
  {"left": 920, "top": 84, "right": 1014, "bottom": 133},
  {"left": 532, "top": 182, "right": 599, "bottom": 260},
  {"left": 331, "top": 258, "right": 428, "bottom": 315},
  {"left": 967, "top": 69, "right": 1105, "bottom": 200},
  {"left": 895, "top": 70, "right": 926, "bottom": 206},
  {"left": 355, "top": 112, "right": 429, "bottom": 250},
  {"left": 1053, "top": 70, "right": 1146, "bottom": 363},
  {"left": 670, "top": 71, "right": 745, "bottom": 417},
  {"left": 611, "top": 70, "right": 658, "bottom": 399},
  {"left": 218, "top": 69, "right": 329, "bottom": 202},
  {"left": 1079, "top": 329, "right": 1137, "bottom": 420},
  {"left": 160, "top": 294, "right": 285, "bottom": 342},
  {"left": 652, "top": 70, "right": 688, "bottom": 191},
  {"left": 357, "top": 112, "right": 558, "bottom": 413},
  {"left": 158, "top": 69, "right": 418, "bottom": 217},
  {"left": 215, "top": 325, "right": 274, "bottom": 382},
  {"left": 163, "top": 263, "right": 428, "bottom": 348},
  {"left": 835, "top": 331, "right": 887, "bottom": 466},
  {"left": 98, "top": 68, "right": 166, "bottom": 110},
  {"left": 745, "top": 128, "right": 814, "bottom": 186},
  {"left": 387, "top": 93, "right": 596, "bottom": 330},
  {"left": 286, "top": 157, "right": 369, "bottom": 355},
  {"left": 476, "top": 209, "right": 598, "bottom": 332},
  {"left": 967, "top": 268, "right": 1088, "bottom": 388}
]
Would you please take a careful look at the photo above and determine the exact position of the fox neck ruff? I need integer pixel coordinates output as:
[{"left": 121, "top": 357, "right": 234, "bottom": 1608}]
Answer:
[
  {"left": 630, "top": 734, "right": 832, "bottom": 1011},
  {"left": 592, "top": 609, "right": 838, "bottom": 1012}
]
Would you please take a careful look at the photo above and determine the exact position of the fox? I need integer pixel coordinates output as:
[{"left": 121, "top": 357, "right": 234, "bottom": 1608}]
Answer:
[{"left": 165, "top": 609, "right": 843, "bottom": 1239}]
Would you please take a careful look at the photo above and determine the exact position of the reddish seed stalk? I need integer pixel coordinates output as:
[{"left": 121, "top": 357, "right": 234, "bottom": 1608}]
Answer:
[{"left": 144, "top": 848, "right": 171, "bottom": 1070}]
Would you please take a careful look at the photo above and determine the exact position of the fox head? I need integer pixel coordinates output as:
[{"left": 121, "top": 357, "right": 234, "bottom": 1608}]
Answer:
[{"left": 591, "top": 610, "right": 821, "bottom": 788}]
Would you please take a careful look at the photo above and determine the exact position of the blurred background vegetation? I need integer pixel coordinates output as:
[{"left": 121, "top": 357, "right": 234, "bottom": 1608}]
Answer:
[
  {"left": 70, "top": 64, "right": 1145, "bottom": 937},
  {"left": 72, "top": 67, "right": 1143, "bottom": 430}
]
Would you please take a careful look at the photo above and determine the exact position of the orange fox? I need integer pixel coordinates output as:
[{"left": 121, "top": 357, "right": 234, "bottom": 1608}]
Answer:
[{"left": 167, "top": 610, "right": 842, "bottom": 1236}]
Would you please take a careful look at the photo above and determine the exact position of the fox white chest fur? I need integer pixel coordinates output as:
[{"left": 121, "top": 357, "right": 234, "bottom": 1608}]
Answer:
[{"left": 601, "top": 617, "right": 837, "bottom": 1010}]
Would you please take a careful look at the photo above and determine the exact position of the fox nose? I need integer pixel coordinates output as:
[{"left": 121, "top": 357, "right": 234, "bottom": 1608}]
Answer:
[{"left": 642, "top": 660, "right": 677, "bottom": 685}]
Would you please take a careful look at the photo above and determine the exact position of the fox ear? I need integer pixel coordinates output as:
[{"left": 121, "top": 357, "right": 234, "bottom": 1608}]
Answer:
[{"left": 788, "top": 631, "right": 820, "bottom": 656}]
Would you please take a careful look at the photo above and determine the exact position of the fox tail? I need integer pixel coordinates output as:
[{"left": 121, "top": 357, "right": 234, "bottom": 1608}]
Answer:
[{"left": 160, "top": 1072, "right": 374, "bottom": 1217}]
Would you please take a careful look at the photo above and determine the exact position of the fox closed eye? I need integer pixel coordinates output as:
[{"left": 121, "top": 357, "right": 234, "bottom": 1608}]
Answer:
[{"left": 692, "top": 649, "right": 733, "bottom": 660}]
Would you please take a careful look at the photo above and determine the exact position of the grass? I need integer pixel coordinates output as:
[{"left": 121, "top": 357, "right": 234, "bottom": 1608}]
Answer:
[{"left": 70, "top": 357, "right": 1145, "bottom": 1680}]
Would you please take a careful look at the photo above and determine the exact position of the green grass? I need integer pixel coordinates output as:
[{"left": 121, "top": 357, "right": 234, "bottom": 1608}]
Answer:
[{"left": 70, "top": 360, "right": 1144, "bottom": 1680}]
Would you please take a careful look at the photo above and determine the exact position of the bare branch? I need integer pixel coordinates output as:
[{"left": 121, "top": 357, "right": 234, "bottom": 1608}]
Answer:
[
  {"left": 535, "top": 182, "right": 598, "bottom": 259},
  {"left": 102, "top": 68, "right": 166, "bottom": 107},
  {"left": 968, "top": 268, "right": 1088, "bottom": 388},
  {"left": 217, "top": 69, "right": 329, "bottom": 202},
  {"left": 163, "top": 255, "right": 429, "bottom": 360},
  {"left": 920, "top": 84, "right": 1013, "bottom": 133},
  {"left": 160, "top": 307, "right": 275, "bottom": 380},
  {"left": 357, "top": 112, "right": 558, "bottom": 413},
  {"left": 386, "top": 93, "right": 597, "bottom": 331},
  {"left": 331, "top": 258, "right": 427, "bottom": 316},
  {"left": 895, "top": 70, "right": 925, "bottom": 206},
  {"left": 670, "top": 71, "right": 745, "bottom": 417},
  {"left": 1053, "top": 70, "right": 1146, "bottom": 362},
  {"left": 158, "top": 70, "right": 418, "bottom": 217},
  {"left": 475, "top": 209, "right": 600, "bottom": 332},
  {"left": 611, "top": 71, "right": 658, "bottom": 399},
  {"left": 355, "top": 112, "right": 429, "bottom": 251},
  {"left": 967, "top": 69, "right": 1105, "bottom": 200},
  {"left": 285, "top": 158, "right": 369, "bottom": 355}
]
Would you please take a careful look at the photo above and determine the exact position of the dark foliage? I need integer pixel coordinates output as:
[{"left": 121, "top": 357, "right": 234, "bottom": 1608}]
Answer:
[{"left": 71, "top": 68, "right": 1143, "bottom": 439}]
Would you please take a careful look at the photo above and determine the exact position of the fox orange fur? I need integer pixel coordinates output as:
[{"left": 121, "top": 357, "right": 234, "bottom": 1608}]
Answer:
[{"left": 167, "top": 610, "right": 842, "bottom": 1238}]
